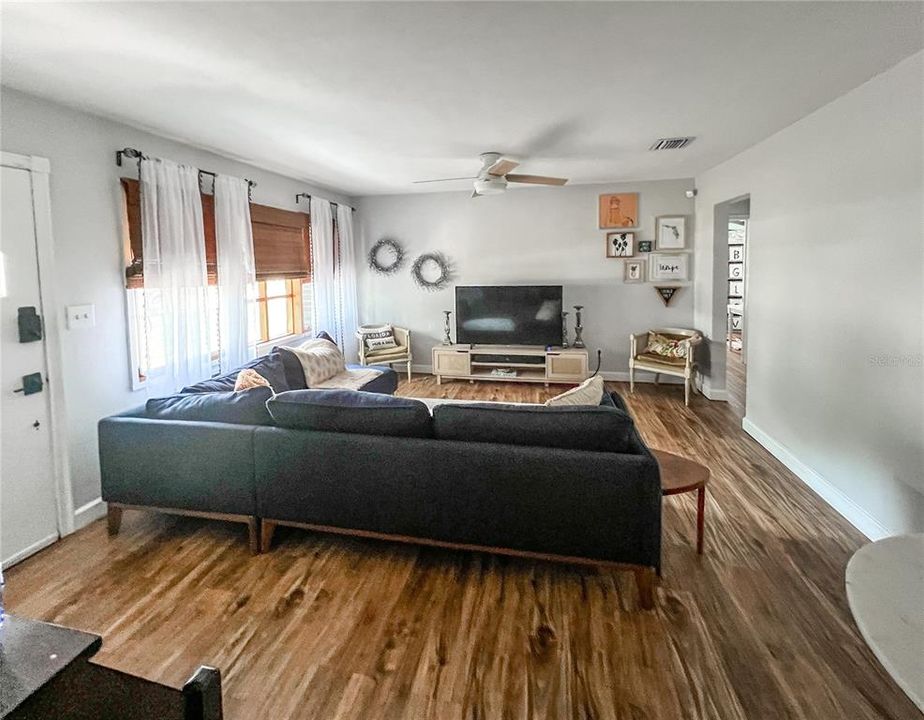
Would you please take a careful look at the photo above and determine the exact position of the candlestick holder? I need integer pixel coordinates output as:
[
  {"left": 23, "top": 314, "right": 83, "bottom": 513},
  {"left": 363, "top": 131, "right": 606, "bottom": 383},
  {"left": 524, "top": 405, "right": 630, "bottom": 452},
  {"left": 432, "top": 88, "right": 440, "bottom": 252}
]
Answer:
[
  {"left": 561, "top": 311, "right": 570, "bottom": 348},
  {"left": 442, "top": 310, "right": 453, "bottom": 345},
  {"left": 573, "top": 305, "right": 585, "bottom": 348}
]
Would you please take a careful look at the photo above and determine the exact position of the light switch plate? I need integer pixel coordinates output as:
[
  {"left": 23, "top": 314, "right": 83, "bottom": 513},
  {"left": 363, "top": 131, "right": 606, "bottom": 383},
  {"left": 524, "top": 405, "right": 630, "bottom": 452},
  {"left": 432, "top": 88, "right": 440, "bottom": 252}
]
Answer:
[{"left": 66, "top": 304, "right": 95, "bottom": 329}]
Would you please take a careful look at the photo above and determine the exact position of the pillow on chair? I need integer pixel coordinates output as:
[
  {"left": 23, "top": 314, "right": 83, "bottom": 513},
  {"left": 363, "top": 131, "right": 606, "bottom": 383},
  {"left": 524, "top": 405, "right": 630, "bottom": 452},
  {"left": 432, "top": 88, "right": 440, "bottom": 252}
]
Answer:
[
  {"left": 359, "top": 324, "right": 397, "bottom": 352},
  {"left": 645, "top": 332, "right": 687, "bottom": 359}
]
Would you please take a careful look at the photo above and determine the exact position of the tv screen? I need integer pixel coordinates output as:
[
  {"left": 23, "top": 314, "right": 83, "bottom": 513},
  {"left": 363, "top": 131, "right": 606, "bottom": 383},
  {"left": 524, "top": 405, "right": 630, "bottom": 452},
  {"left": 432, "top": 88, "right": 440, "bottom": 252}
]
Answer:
[{"left": 456, "top": 285, "right": 563, "bottom": 346}]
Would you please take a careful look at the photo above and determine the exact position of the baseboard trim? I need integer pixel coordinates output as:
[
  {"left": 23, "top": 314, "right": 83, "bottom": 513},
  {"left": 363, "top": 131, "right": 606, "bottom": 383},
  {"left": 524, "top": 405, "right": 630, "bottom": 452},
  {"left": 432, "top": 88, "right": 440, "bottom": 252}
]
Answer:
[
  {"left": 73, "top": 498, "right": 107, "bottom": 531},
  {"left": 742, "top": 417, "right": 891, "bottom": 541},
  {"left": 2, "top": 533, "right": 57, "bottom": 569}
]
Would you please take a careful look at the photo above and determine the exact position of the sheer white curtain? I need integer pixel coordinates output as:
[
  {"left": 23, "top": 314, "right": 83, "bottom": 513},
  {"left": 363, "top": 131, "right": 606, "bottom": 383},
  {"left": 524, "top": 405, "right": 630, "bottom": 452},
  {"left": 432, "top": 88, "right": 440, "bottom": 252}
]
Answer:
[
  {"left": 214, "top": 175, "right": 257, "bottom": 372},
  {"left": 336, "top": 204, "right": 359, "bottom": 360},
  {"left": 310, "top": 196, "right": 336, "bottom": 340},
  {"left": 141, "top": 158, "right": 211, "bottom": 396}
]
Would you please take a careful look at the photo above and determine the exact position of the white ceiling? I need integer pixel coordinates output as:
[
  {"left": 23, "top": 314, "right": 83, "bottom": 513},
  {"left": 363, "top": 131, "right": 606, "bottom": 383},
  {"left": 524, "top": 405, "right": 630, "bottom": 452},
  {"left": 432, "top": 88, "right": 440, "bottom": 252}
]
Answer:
[{"left": 2, "top": 2, "right": 922, "bottom": 196}]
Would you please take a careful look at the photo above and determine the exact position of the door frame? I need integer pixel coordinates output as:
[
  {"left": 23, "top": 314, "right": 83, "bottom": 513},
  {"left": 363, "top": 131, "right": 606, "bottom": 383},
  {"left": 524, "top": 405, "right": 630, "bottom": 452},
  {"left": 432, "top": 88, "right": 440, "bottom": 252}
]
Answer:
[{"left": 2, "top": 151, "right": 75, "bottom": 539}]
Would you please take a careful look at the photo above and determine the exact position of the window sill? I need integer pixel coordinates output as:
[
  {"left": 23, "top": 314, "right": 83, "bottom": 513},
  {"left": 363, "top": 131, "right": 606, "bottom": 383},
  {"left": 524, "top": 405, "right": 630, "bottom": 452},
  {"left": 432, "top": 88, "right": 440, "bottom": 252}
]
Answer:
[{"left": 256, "top": 331, "right": 313, "bottom": 356}]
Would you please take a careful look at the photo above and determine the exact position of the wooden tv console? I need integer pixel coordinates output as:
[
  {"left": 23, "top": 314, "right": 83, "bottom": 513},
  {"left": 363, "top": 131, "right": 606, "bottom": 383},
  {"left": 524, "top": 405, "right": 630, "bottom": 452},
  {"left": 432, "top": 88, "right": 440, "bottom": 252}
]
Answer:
[{"left": 432, "top": 344, "right": 589, "bottom": 386}]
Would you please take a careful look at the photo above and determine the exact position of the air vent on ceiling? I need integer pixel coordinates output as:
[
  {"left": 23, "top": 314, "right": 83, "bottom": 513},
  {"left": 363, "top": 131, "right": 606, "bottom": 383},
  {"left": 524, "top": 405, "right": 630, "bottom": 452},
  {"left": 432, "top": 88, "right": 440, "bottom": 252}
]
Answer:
[{"left": 649, "top": 137, "right": 696, "bottom": 151}]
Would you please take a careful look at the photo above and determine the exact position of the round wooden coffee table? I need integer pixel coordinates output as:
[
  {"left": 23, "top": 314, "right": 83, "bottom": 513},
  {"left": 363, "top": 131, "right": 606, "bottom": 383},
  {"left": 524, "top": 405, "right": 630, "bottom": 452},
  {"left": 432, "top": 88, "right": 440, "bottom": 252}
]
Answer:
[{"left": 653, "top": 449, "right": 710, "bottom": 554}]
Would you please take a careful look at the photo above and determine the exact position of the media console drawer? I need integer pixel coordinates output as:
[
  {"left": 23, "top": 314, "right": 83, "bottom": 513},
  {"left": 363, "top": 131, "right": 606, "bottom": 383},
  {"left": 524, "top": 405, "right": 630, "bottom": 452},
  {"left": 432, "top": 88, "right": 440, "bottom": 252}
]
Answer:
[{"left": 432, "top": 348, "right": 471, "bottom": 376}]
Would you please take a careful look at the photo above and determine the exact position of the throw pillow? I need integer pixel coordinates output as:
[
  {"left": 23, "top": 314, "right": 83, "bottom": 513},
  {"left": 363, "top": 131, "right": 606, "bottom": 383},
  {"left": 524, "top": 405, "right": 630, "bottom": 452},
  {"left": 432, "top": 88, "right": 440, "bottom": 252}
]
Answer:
[
  {"left": 645, "top": 332, "right": 687, "bottom": 359},
  {"left": 266, "top": 389, "right": 432, "bottom": 438},
  {"left": 146, "top": 386, "right": 274, "bottom": 426},
  {"left": 288, "top": 338, "right": 346, "bottom": 386},
  {"left": 180, "top": 351, "right": 289, "bottom": 394},
  {"left": 234, "top": 368, "right": 272, "bottom": 392},
  {"left": 359, "top": 324, "right": 397, "bottom": 352},
  {"left": 545, "top": 375, "right": 605, "bottom": 407}
]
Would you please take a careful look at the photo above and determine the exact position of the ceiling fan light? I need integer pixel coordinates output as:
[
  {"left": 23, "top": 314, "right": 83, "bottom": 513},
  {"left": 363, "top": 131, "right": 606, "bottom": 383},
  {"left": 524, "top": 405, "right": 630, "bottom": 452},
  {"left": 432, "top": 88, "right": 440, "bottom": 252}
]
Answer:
[{"left": 473, "top": 177, "right": 507, "bottom": 195}]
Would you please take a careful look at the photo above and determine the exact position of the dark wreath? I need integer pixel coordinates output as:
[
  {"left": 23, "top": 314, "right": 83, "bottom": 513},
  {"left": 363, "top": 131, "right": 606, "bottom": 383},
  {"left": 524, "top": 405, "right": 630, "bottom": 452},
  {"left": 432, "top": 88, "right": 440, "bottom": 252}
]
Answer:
[
  {"left": 411, "top": 252, "right": 454, "bottom": 291},
  {"left": 367, "top": 237, "right": 406, "bottom": 275}
]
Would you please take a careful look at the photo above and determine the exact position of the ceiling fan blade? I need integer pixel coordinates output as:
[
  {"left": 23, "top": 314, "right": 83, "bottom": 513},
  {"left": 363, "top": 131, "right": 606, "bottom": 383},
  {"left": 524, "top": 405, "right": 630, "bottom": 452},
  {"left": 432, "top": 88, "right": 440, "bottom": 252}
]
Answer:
[
  {"left": 413, "top": 176, "right": 477, "bottom": 184},
  {"left": 506, "top": 174, "right": 568, "bottom": 186},
  {"left": 486, "top": 158, "right": 520, "bottom": 177}
]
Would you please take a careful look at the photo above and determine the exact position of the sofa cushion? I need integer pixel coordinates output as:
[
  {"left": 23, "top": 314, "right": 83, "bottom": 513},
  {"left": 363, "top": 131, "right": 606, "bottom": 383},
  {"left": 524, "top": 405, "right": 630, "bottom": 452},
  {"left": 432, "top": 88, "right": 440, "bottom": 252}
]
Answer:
[
  {"left": 146, "top": 386, "right": 274, "bottom": 426},
  {"left": 266, "top": 389, "right": 432, "bottom": 438},
  {"left": 274, "top": 346, "right": 310, "bottom": 391},
  {"left": 181, "top": 351, "right": 289, "bottom": 394},
  {"left": 433, "top": 402, "right": 633, "bottom": 453}
]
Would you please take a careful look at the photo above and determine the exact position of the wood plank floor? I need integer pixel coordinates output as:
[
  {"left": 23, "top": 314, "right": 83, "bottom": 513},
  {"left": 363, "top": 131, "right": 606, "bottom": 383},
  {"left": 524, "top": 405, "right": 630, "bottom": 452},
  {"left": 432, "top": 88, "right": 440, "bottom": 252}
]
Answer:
[{"left": 7, "top": 378, "right": 916, "bottom": 719}]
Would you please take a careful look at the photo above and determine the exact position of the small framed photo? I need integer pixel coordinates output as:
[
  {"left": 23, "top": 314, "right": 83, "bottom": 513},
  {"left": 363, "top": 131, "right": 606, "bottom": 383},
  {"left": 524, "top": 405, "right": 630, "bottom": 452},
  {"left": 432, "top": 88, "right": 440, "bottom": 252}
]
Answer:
[
  {"left": 624, "top": 259, "right": 646, "bottom": 283},
  {"left": 606, "top": 231, "right": 635, "bottom": 258},
  {"left": 637, "top": 240, "right": 653, "bottom": 253},
  {"left": 729, "top": 245, "right": 744, "bottom": 262},
  {"left": 656, "top": 216, "right": 687, "bottom": 249},
  {"left": 599, "top": 193, "right": 638, "bottom": 228},
  {"left": 650, "top": 253, "right": 689, "bottom": 282},
  {"left": 729, "top": 262, "right": 744, "bottom": 280}
]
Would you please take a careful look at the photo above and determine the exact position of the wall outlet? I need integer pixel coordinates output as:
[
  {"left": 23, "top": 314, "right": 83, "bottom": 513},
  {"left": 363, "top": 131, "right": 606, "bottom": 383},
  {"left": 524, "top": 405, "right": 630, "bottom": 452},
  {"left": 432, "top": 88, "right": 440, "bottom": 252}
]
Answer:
[{"left": 66, "top": 304, "right": 95, "bottom": 329}]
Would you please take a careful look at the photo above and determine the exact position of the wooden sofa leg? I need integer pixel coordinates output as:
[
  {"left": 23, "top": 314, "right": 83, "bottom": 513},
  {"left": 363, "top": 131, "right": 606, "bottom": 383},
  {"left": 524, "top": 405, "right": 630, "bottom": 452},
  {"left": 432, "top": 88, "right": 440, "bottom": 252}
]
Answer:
[
  {"left": 261, "top": 520, "right": 277, "bottom": 553},
  {"left": 247, "top": 517, "right": 260, "bottom": 555},
  {"left": 635, "top": 567, "right": 656, "bottom": 610},
  {"left": 107, "top": 505, "right": 123, "bottom": 536}
]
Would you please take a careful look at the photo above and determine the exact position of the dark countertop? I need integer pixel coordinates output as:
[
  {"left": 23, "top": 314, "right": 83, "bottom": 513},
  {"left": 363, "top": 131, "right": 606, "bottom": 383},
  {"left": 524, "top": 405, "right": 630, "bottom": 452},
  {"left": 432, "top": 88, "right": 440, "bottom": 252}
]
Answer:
[{"left": 0, "top": 615, "right": 102, "bottom": 718}]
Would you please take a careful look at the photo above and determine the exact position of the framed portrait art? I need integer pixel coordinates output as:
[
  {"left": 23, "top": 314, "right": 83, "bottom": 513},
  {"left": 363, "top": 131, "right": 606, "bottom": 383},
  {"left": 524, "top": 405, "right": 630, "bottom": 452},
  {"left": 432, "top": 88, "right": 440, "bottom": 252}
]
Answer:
[
  {"left": 599, "top": 193, "right": 638, "bottom": 229},
  {"left": 605, "top": 231, "right": 635, "bottom": 258}
]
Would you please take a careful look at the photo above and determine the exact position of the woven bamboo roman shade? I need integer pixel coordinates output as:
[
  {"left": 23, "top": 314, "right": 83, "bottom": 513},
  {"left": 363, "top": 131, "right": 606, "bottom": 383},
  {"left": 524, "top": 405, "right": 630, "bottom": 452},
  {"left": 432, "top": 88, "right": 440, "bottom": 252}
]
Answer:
[{"left": 121, "top": 178, "right": 311, "bottom": 287}]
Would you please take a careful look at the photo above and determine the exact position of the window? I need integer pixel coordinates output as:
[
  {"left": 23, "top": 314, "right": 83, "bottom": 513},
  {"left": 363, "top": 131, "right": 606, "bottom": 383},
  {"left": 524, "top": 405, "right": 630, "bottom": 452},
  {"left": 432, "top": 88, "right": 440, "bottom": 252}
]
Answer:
[
  {"left": 256, "top": 278, "right": 311, "bottom": 343},
  {"left": 121, "top": 178, "right": 312, "bottom": 387}
]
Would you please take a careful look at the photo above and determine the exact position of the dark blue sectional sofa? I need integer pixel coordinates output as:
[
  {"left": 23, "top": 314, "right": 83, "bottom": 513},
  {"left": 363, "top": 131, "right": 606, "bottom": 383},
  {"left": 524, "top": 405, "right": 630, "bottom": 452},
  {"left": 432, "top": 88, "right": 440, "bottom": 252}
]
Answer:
[{"left": 99, "top": 349, "right": 662, "bottom": 608}]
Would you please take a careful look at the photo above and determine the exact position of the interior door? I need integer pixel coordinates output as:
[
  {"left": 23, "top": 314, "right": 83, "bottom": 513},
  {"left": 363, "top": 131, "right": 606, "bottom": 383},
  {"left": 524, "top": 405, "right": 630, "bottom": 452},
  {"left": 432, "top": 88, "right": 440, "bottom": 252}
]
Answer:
[{"left": 1, "top": 163, "right": 59, "bottom": 567}]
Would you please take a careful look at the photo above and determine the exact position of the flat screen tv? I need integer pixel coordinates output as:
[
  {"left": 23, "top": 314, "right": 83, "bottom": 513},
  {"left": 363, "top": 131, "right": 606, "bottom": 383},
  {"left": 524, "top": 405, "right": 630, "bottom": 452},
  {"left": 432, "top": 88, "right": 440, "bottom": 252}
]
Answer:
[{"left": 455, "top": 285, "right": 563, "bottom": 346}]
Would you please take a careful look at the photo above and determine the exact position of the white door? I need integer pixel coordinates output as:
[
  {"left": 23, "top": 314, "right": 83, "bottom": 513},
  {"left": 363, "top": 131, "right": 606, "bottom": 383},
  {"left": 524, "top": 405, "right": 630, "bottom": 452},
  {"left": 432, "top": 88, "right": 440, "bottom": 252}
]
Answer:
[{"left": 1, "top": 163, "right": 60, "bottom": 567}]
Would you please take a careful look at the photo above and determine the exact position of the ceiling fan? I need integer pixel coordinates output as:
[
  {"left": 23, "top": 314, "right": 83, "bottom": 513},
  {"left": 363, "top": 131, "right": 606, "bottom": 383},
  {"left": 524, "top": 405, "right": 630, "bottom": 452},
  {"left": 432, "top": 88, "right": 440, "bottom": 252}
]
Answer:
[{"left": 414, "top": 152, "right": 568, "bottom": 197}]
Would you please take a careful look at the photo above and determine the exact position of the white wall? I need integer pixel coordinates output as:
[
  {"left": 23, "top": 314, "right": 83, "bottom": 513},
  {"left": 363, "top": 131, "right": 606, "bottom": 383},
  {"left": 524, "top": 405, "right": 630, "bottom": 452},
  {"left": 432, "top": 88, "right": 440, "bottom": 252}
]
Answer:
[
  {"left": 356, "top": 180, "right": 695, "bottom": 375},
  {"left": 0, "top": 87, "right": 353, "bottom": 512},
  {"left": 693, "top": 51, "right": 924, "bottom": 537}
]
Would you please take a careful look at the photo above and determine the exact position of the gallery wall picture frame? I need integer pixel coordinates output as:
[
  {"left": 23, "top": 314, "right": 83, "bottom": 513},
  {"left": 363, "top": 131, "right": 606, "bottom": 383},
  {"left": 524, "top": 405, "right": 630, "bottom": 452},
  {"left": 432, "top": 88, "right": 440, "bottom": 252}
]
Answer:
[
  {"left": 637, "top": 240, "right": 653, "bottom": 253},
  {"left": 655, "top": 216, "right": 687, "bottom": 250},
  {"left": 654, "top": 286, "right": 680, "bottom": 306},
  {"left": 606, "top": 231, "right": 635, "bottom": 258},
  {"left": 599, "top": 193, "right": 638, "bottom": 229},
  {"left": 624, "top": 259, "right": 646, "bottom": 283},
  {"left": 650, "top": 253, "right": 689, "bottom": 282}
]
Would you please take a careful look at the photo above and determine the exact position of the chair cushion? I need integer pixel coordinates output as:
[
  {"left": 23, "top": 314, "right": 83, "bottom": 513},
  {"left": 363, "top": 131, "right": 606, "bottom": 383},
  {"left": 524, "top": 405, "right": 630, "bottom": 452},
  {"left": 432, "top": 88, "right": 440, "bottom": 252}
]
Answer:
[
  {"left": 181, "top": 352, "right": 289, "bottom": 394},
  {"left": 364, "top": 347, "right": 409, "bottom": 362},
  {"left": 636, "top": 352, "right": 687, "bottom": 367},
  {"left": 146, "top": 386, "right": 274, "bottom": 426},
  {"left": 266, "top": 389, "right": 432, "bottom": 438},
  {"left": 433, "top": 403, "right": 634, "bottom": 453}
]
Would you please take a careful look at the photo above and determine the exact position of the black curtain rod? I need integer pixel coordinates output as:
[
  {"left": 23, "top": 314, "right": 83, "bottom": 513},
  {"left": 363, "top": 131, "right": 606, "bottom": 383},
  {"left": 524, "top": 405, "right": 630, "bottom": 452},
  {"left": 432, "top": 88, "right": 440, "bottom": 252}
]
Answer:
[
  {"left": 116, "top": 147, "right": 256, "bottom": 188},
  {"left": 295, "top": 192, "right": 355, "bottom": 213}
]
